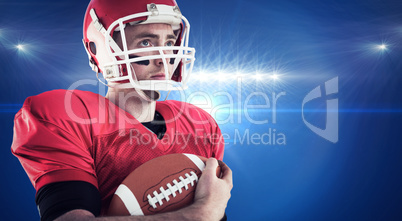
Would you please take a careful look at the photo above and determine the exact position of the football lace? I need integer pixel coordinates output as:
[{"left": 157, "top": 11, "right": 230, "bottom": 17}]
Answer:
[{"left": 147, "top": 171, "right": 198, "bottom": 209}]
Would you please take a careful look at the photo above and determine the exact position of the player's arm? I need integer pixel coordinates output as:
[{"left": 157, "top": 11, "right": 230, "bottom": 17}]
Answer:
[
  {"left": 55, "top": 158, "right": 233, "bottom": 221},
  {"left": 36, "top": 181, "right": 101, "bottom": 220}
]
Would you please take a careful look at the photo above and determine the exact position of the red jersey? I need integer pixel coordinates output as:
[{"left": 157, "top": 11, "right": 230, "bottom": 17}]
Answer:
[{"left": 11, "top": 89, "right": 224, "bottom": 214}]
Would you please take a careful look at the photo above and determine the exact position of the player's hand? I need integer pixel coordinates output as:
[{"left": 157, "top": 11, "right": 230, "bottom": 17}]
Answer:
[{"left": 193, "top": 158, "right": 233, "bottom": 221}]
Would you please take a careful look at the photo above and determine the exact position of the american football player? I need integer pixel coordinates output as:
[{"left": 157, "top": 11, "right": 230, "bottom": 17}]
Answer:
[{"left": 11, "top": 0, "right": 232, "bottom": 220}]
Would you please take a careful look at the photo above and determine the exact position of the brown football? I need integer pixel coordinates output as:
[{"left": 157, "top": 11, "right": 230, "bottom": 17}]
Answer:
[{"left": 107, "top": 153, "right": 220, "bottom": 216}]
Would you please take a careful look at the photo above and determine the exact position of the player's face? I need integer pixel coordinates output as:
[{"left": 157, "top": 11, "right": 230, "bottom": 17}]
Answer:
[{"left": 120, "top": 23, "right": 177, "bottom": 81}]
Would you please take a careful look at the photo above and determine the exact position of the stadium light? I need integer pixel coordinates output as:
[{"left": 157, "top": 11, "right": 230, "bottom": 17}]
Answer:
[
  {"left": 216, "top": 72, "right": 228, "bottom": 81},
  {"left": 234, "top": 72, "right": 244, "bottom": 79},
  {"left": 253, "top": 73, "right": 262, "bottom": 81},
  {"left": 271, "top": 73, "right": 279, "bottom": 80},
  {"left": 16, "top": 44, "right": 25, "bottom": 51},
  {"left": 377, "top": 44, "right": 387, "bottom": 50}
]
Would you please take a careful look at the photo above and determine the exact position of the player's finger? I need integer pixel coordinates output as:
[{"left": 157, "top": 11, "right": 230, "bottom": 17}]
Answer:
[{"left": 203, "top": 158, "right": 219, "bottom": 173}]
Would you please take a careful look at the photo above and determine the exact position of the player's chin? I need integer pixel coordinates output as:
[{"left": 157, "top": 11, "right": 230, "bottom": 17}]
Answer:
[{"left": 143, "top": 90, "right": 161, "bottom": 100}]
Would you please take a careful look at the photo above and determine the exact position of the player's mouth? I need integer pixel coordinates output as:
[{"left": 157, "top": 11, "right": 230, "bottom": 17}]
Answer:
[{"left": 150, "top": 74, "right": 166, "bottom": 80}]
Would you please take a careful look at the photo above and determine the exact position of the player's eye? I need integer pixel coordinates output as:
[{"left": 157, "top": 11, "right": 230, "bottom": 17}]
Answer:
[
  {"left": 166, "top": 41, "right": 174, "bottom": 47},
  {"left": 140, "top": 40, "right": 151, "bottom": 47}
]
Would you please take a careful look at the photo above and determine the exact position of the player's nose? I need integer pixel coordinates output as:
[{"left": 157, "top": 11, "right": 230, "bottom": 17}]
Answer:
[{"left": 153, "top": 54, "right": 174, "bottom": 67}]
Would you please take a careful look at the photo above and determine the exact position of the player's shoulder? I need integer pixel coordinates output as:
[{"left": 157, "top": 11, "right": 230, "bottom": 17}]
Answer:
[
  {"left": 25, "top": 89, "right": 100, "bottom": 102},
  {"left": 20, "top": 89, "right": 102, "bottom": 121}
]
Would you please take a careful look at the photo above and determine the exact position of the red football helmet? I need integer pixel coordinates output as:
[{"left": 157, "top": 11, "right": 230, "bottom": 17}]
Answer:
[{"left": 83, "top": 0, "right": 195, "bottom": 91}]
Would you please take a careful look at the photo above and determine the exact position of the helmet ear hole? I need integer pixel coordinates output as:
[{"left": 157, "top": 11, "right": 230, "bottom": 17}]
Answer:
[{"left": 89, "top": 42, "right": 97, "bottom": 55}]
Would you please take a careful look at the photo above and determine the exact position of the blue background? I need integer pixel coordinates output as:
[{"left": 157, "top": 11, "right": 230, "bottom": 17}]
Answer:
[{"left": 1, "top": 0, "right": 401, "bottom": 220}]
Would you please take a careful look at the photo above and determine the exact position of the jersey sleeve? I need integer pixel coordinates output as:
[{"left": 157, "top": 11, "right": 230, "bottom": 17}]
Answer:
[{"left": 11, "top": 90, "right": 97, "bottom": 191}]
